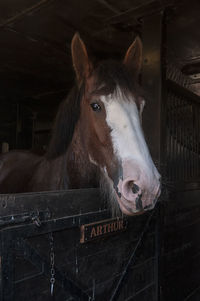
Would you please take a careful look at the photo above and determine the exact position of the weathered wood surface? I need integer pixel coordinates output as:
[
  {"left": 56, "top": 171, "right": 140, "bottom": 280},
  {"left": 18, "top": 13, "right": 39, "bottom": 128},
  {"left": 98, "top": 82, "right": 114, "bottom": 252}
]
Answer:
[
  {"left": 1, "top": 188, "right": 200, "bottom": 300},
  {"left": 0, "top": 188, "right": 157, "bottom": 301},
  {"left": 161, "top": 189, "right": 200, "bottom": 301}
]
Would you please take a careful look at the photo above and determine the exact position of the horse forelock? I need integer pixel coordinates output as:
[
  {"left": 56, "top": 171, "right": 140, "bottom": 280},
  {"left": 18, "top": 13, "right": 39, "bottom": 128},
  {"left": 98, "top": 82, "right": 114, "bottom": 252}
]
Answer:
[
  {"left": 90, "top": 61, "right": 145, "bottom": 104},
  {"left": 46, "top": 85, "right": 85, "bottom": 159}
]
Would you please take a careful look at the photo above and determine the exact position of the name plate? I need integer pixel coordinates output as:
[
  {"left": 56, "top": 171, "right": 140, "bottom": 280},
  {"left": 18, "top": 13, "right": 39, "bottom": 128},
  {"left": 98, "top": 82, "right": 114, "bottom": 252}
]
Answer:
[{"left": 80, "top": 218, "right": 127, "bottom": 243}]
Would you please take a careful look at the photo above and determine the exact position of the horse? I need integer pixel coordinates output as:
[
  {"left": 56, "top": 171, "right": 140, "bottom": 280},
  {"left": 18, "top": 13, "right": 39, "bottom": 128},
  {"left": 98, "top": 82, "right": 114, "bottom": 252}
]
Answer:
[{"left": 0, "top": 33, "right": 161, "bottom": 216}]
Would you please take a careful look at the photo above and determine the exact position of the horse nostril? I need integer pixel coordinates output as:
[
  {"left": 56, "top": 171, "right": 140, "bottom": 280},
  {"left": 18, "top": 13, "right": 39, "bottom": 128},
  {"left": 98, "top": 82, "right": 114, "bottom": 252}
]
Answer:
[
  {"left": 132, "top": 183, "right": 140, "bottom": 194},
  {"left": 135, "top": 193, "right": 143, "bottom": 210}
]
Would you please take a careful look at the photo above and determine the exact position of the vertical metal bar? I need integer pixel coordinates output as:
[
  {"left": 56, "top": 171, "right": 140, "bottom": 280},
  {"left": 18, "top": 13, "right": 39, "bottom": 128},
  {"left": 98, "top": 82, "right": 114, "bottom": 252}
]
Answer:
[
  {"left": 0, "top": 232, "right": 3, "bottom": 301},
  {"left": 188, "top": 104, "right": 192, "bottom": 179},
  {"left": 168, "top": 92, "right": 171, "bottom": 180},
  {"left": 191, "top": 103, "right": 192, "bottom": 179},
  {"left": 142, "top": 10, "right": 166, "bottom": 301},
  {"left": 184, "top": 98, "right": 187, "bottom": 181},
  {"left": 186, "top": 103, "right": 188, "bottom": 180},
  {"left": 193, "top": 103, "right": 196, "bottom": 179},
  {"left": 175, "top": 94, "right": 178, "bottom": 181},
  {"left": 172, "top": 93, "right": 176, "bottom": 182},
  {"left": 191, "top": 102, "right": 193, "bottom": 179},
  {"left": 171, "top": 94, "right": 174, "bottom": 181},
  {"left": 155, "top": 203, "right": 162, "bottom": 301},
  {"left": 177, "top": 95, "right": 180, "bottom": 181},
  {"left": 195, "top": 106, "right": 198, "bottom": 178},
  {"left": 198, "top": 106, "right": 199, "bottom": 176},
  {"left": 180, "top": 97, "right": 184, "bottom": 181},
  {"left": 198, "top": 106, "right": 200, "bottom": 177},
  {"left": 166, "top": 92, "right": 170, "bottom": 180},
  {"left": 15, "top": 103, "right": 20, "bottom": 149},
  {"left": 193, "top": 106, "right": 195, "bottom": 178}
]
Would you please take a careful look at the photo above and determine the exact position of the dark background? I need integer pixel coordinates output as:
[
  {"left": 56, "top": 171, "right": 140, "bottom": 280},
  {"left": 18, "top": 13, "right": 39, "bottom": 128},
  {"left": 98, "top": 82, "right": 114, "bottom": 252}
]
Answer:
[{"left": 0, "top": 0, "right": 199, "bottom": 151}]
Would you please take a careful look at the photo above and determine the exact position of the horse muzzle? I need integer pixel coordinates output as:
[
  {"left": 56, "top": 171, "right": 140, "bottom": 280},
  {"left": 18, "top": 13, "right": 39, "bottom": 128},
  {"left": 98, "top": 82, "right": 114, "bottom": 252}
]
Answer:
[{"left": 115, "top": 174, "right": 161, "bottom": 216}]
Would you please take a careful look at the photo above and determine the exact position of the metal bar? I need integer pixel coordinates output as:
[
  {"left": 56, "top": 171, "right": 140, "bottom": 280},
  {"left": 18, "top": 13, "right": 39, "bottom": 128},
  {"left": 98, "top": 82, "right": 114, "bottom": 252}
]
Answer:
[
  {"left": 177, "top": 95, "right": 180, "bottom": 180},
  {"left": 174, "top": 94, "right": 178, "bottom": 181},
  {"left": 180, "top": 96, "right": 184, "bottom": 180},
  {"left": 172, "top": 93, "right": 175, "bottom": 181},
  {"left": 154, "top": 202, "right": 162, "bottom": 301},
  {"left": 197, "top": 107, "right": 200, "bottom": 177},
  {"left": 195, "top": 107, "right": 197, "bottom": 177},
  {"left": 167, "top": 91, "right": 172, "bottom": 180},
  {"left": 192, "top": 103, "right": 194, "bottom": 178},
  {"left": 184, "top": 98, "right": 187, "bottom": 181},
  {"left": 0, "top": 232, "right": 3, "bottom": 300}
]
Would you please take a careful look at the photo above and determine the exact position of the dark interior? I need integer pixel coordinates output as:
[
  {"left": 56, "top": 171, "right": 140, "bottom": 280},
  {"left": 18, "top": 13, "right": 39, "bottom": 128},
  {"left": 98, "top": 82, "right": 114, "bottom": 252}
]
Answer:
[
  {"left": 0, "top": 0, "right": 199, "bottom": 151},
  {"left": 0, "top": 1, "right": 200, "bottom": 300}
]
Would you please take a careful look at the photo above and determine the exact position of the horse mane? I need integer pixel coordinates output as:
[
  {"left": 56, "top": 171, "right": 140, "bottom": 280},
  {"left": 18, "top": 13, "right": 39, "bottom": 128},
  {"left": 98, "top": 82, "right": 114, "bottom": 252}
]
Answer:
[{"left": 46, "top": 85, "right": 83, "bottom": 159}]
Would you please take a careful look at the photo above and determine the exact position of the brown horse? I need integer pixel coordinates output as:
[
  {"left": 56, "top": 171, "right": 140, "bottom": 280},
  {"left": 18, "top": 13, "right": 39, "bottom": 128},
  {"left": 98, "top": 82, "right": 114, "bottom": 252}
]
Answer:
[{"left": 0, "top": 33, "right": 161, "bottom": 216}]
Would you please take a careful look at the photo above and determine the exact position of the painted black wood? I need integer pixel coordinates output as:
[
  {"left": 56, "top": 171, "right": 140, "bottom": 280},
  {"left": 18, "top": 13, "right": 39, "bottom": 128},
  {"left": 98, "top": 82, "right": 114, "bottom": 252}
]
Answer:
[
  {"left": 160, "top": 189, "right": 200, "bottom": 301},
  {"left": 0, "top": 188, "right": 158, "bottom": 301}
]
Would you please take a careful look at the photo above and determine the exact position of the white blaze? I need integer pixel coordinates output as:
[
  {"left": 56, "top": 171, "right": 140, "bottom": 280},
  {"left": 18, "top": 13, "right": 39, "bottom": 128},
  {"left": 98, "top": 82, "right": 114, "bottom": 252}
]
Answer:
[{"left": 101, "top": 88, "right": 159, "bottom": 181}]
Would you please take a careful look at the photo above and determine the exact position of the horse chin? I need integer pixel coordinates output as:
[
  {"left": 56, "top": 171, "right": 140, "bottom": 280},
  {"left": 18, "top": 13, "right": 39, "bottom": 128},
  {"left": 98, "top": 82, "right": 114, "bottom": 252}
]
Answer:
[{"left": 115, "top": 193, "right": 145, "bottom": 216}]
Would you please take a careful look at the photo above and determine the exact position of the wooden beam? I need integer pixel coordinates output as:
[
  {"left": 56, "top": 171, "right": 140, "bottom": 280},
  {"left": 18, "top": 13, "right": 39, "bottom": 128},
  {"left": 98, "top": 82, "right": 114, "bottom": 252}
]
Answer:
[
  {"left": 4, "top": 27, "right": 70, "bottom": 57},
  {"left": 104, "top": 0, "right": 156, "bottom": 23},
  {"left": 104, "top": 0, "right": 180, "bottom": 24},
  {"left": 32, "top": 89, "right": 68, "bottom": 99},
  {"left": 0, "top": 0, "right": 54, "bottom": 28},
  {"left": 95, "top": 0, "right": 121, "bottom": 14}
]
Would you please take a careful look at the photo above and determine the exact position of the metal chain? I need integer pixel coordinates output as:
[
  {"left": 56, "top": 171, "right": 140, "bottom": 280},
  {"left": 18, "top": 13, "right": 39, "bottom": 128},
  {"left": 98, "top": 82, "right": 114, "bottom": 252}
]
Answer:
[{"left": 49, "top": 232, "right": 56, "bottom": 297}]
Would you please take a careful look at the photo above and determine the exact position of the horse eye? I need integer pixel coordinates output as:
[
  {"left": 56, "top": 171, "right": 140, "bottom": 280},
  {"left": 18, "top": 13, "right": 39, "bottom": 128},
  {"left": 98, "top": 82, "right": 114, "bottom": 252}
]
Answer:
[{"left": 90, "top": 103, "right": 101, "bottom": 112}]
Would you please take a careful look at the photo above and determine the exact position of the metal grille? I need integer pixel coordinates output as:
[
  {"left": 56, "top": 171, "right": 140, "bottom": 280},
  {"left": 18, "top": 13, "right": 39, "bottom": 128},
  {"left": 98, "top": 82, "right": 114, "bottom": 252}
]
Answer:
[
  {"left": 166, "top": 65, "right": 200, "bottom": 183},
  {"left": 167, "top": 64, "right": 191, "bottom": 88}
]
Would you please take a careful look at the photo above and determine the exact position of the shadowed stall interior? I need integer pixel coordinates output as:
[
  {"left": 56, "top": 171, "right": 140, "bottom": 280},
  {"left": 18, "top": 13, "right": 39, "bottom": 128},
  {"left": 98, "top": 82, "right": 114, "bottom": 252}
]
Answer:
[
  {"left": 0, "top": 0, "right": 200, "bottom": 300},
  {"left": 0, "top": 0, "right": 199, "bottom": 153}
]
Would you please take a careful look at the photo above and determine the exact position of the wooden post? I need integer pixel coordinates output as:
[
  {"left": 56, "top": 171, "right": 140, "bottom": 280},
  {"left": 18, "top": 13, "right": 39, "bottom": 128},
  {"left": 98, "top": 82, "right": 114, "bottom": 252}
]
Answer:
[
  {"left": 1, "top": 142, "right": 9, "bottom": 153},
  {"left": 142, "top": 11, "right": 166, "bottom": 168},
  {"left": 142, "top": 11, "right": 167, "bottom": 301}
]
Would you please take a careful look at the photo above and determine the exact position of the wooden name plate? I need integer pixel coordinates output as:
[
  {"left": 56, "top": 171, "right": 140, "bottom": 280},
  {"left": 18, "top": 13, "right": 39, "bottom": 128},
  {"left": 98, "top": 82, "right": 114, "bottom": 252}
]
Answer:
[{"left": 80, "top": 217, "right": 127, "bottom": 243}]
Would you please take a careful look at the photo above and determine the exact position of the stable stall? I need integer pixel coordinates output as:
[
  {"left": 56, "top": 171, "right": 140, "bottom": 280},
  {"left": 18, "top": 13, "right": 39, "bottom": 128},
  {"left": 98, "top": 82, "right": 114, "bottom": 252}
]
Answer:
[{"left": 0, "top": 0, "right": 200, "bottom": 300}]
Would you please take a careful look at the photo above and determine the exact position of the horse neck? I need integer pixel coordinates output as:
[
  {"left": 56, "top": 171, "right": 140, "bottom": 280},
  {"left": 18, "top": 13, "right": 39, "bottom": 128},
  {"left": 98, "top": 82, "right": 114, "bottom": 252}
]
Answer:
[{"left": 65, "top": 125, "right": 100, "bottom": 189}]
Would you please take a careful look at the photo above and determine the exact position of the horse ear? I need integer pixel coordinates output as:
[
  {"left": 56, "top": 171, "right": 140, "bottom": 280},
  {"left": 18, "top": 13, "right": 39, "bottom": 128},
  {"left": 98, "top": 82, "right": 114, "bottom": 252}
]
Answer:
[
  {"left": 123, "top": 36, "right": 143, "bottom": 79},
  {"left": 71, "top": 33, "right": 93, "bottom": 85}
]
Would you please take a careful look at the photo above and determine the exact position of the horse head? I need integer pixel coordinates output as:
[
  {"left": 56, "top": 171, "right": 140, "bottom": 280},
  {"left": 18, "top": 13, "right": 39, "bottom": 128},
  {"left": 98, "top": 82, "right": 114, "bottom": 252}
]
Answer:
[{"left": 71, "top": 33, "right": 161, "bottom": 216}]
